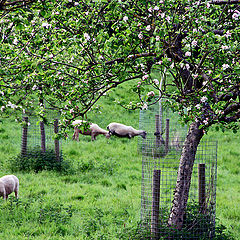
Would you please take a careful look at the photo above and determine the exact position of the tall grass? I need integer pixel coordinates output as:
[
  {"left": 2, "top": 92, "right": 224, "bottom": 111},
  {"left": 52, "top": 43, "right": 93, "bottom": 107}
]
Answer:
[{"left": 0, "top": 82, "right": 239, "bottom": 239}]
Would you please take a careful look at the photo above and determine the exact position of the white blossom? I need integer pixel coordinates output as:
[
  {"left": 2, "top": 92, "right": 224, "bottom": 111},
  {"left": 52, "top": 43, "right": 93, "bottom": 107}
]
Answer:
[
  {"left": 221, "top": 45, "right": 229, "bottom": 50},
  {"left": 74, "top": 2, "right": 79, "bottom": 6},
  {"left": 1, "top": 106, "right": 5, "bottom": 112},
  {"left": 147, "top": 91, "right": 155, "bottom": 97},
  {"left": 32, "top": 85, "right": 37, "bottom": 90},
  {"left": 84, "top": 33, "right": 90, "bottom": 41},
  {"left": 142, "top": 103, "right": 148, "bottom": 110},
  {"left": 42, "top": 22, "right": 51, "bottom": 28},
  {"left": 148, "top": 7, "right": 153, "bottom": 12},
  {"left": 232, "top": 13, "right": 239, "bottom": 20},
  {"left": 153, "top": 79, "right": 159, "bottom": 85},
  {"left": 138, "top": 33, "right": 143, "bottom": 39},
  {"left": 195, "top": 104, "right": 201, "bottom": 110},
  {"left": 156, "top": 36, "right": 160, "bottom": 41},
  {"left": 193, "top": 74, "right": 198, "bottom": 79},
  {"left": 191, "top": 40, "right": 197, "bottom": 47},
  {"left": 13, "top": 38, "right": 18, "bottom": 45},
  {"left": 225, "top": 30, "right": 232, "bottom": 38},
  {"left": 222, "top": 64, "right": 230, "bottom": 70},
  {"left": 70, "top": 109, "right": 74, "bottom": 114},
  {"left": 166, "top": 16, "right": 170, "bottom": 22},
  {"left": 200, "top": 96, "right": 208, "bottom": 103},
  {"left": 142, "top": 74, "right": 149, "bottom": 80},
  {"left": 146, "top": 25, "right": 151, "bottom": 31},
  {"left": 123, "top": 16, "right": 128, "bottom": 22},
  {"left": 203, "top": 120, "right": 208, "bottom": 125},
  {"left": 7, "top": 101, "right": 17, "bottom": 109},
  {"left": 154, "top": 6, "right": 159, "bottom": 11},
  {"left": 185, "top": 51, "right": 191, "bottom": 57}
]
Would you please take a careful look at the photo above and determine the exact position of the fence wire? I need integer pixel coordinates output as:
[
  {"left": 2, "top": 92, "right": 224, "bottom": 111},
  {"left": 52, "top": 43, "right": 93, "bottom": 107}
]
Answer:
[
  {"left": 140, "top": 137, "right": 217, "bottom": 239},
  {"left": 22, "top": 110, "right": 61, "bottom": 153},
  {"left": 138, "top": 98, "right": 187, "bottom": 152}
]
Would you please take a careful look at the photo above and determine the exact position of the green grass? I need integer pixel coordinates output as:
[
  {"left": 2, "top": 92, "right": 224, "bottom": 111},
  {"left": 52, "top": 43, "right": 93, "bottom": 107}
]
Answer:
[{"left": 0, "top": 82, "right": 239, "bottom": 239}]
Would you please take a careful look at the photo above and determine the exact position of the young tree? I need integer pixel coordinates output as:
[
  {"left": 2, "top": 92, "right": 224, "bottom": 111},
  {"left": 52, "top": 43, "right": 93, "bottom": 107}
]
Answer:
[{"left": 0, "top": 0, "right": 239, "bottom": 230}]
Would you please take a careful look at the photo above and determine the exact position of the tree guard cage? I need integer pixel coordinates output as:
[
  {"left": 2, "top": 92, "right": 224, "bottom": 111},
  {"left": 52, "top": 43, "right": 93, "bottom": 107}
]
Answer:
[
  {"left": 138, "top": 98, "right": 187, "bottom": 152},
  {"left": 21, "top": 110, "right": 61, "bottom": 159},
  {"left": 139, "top": 99, "right": 218, "bottom": 239}
]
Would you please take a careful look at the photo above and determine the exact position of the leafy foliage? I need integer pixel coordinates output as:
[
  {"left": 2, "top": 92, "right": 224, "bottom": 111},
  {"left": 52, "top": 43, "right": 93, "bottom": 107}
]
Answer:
[{"left": 0, "top": 0, "right": 239, "bottom": 133}]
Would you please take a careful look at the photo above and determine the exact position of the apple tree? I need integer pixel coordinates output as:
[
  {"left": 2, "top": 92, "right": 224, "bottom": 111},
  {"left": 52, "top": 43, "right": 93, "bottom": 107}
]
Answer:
[{"left": 0, "top": 0, "right": 239, "bottom": 230}]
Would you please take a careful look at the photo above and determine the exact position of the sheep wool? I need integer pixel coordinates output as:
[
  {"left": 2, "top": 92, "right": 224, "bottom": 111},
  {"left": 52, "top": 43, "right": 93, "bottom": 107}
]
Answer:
[
  {"left": 107, "top": 122, "right": 147, "bottom": 139},
  {"left": 72, "top": 120, "right": 110, "bottom": 141},
  {"left": 0, "top": 175, "right": 19, "bottom": 200}
]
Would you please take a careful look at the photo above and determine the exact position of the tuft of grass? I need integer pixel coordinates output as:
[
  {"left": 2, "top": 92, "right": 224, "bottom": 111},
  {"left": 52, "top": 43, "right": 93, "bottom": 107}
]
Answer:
[{"left": 8, "top": 147, "right": 73, "bottom": 174}]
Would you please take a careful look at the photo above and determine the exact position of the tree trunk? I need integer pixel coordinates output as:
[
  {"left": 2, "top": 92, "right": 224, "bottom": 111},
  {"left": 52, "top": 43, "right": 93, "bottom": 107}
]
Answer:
[{"left": 168, "top": 121, "right": 204, "bottom": 230}]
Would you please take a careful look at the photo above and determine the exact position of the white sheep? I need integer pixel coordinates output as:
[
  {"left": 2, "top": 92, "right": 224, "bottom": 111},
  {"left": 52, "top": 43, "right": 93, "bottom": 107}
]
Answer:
[
  {"left": 107, "top": 122, "right": 147, "bottom": 139},
  {"left": 72, "top": 120, "right": 111, "bottom": 141},
  {"left": 0, "top": 175, "right": 19, "bottom": 200}
]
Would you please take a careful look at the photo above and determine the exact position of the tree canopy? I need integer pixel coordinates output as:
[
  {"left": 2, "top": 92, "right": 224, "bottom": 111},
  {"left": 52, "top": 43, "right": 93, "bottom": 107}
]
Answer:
[
  {"left": 0, "top": 0, "right": 239, "bottom": 131},
  {"left": 1, "top": 0, "right": 239, "bottom": 230}
]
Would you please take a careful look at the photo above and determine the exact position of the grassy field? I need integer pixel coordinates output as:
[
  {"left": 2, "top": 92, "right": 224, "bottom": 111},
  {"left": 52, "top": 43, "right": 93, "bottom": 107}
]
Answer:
[{"left": 0, "top": 83, "right": 239, "bottom": 239}]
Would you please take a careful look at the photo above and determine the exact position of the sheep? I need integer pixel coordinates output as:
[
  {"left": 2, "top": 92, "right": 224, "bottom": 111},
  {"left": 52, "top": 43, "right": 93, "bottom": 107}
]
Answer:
[
  {"left": 0, "top": 175, "right": 19, "bottom": 200},
  {"left": 170, "top": 132, "right": 182, "bottom": 151},
  {"left": 72, "top": 120, "right": 111, "bottom": 141},
  {"left": 107, "top": 122, "right": 147, "bottom": 139}
]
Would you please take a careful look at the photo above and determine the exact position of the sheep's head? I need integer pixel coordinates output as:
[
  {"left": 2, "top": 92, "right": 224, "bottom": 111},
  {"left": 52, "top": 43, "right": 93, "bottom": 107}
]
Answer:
[
  {"left": 105, "top": 133, "right": 111, "bottom": 139},
  {"left": 141, "top": 131, "right": 147, "bottom": 139}
]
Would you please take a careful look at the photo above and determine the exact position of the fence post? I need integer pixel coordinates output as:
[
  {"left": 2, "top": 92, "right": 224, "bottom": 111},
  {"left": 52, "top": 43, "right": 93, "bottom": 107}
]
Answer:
[
  {"left": 54, "top": 119, "right": 60, "bottom": 162},
  {"left": 40, "top": 121, "right": 46, "bottom": 153},
  {"left": 21, "top": 116, "right": 28, "bottom": 157},
  {"left": 155, "top": 114, "right": 161, "bottom": 147},
  {"left": 151, "top": 169, "right": 161, "bottom": 240},
  {"left": 165, "top": 118, "right": 169, "bottom": 154},
  {"left": 155, "top": 115, "right": 165, "bottom": 148},
  {"left": 198, "top": 163, "right": 206, "bottom": 212}
]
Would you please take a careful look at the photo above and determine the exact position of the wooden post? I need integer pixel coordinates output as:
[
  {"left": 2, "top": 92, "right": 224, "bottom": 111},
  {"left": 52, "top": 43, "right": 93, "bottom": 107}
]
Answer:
[
  {"left": 54, "top": 119, "right": 60, "bottom": 162},
  {"left": 198, "top": 163, "right": 206, "bottom": 213},
  {"left": 40, "top": 121, "right": 46, "bottom": 153},
  {"left": 151, "top": 170, "right": 161, "bottom": 240},
  {"left": 21, "top": 116, "right": 28, "bottom": 157},
  {"left": 165, "top": 118, "right": 169, "bottom": 154},
  {"left": 155, "top": 114, "right": 161, "bottom": 147}
]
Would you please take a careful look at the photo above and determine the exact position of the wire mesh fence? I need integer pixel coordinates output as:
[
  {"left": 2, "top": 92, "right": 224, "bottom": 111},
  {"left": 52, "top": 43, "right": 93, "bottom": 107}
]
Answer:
[
  {"left": 21, "top": 109, "right": 61, "bottom": 157},
  {"left": 140, "top": 137, "right": 217, "bottom": 239},
  {"left": 138, "top": 98, "right": 187, "bottom": 152}
]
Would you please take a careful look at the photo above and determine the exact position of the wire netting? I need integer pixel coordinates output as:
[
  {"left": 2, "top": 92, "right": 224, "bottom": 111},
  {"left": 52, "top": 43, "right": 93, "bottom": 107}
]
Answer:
[
  {"left": 140, "top": 138, "right": 217, "bottom": 239},
  {"left": 138, "top": 98, "right": 187, "bottom": 152},
  {"left": 21, "top": 110, "right": 61, "bottom": 153},
  {"left": 139, "top": 98, "right": 217, "bottom": 239}
]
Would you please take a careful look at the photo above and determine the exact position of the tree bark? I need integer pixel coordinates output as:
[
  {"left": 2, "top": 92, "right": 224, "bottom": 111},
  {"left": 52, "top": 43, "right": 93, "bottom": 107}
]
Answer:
[{"left": 168, "top": 121, "right": 204, "bottom": 229}]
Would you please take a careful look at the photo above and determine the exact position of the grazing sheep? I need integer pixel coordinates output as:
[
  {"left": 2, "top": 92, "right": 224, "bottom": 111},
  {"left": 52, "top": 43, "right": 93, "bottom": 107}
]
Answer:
[
  {"left": 0, "top": 175, "right": 19, "bottom": 200},
  {"left": 72, "top": 120, "right": 110, "bottom": 141},
  {"left": 107, "top": 122, "right": 147, "bottom": 139},
  {"left": 170, "top": 132, "right": 182, "bottom": 151}
]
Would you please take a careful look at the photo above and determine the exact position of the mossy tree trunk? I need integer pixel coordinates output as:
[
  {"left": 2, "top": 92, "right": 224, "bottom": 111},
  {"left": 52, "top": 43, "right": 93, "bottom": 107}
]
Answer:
[{"left": 168, "top": 121, "right": 204, "bottom": 229}]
